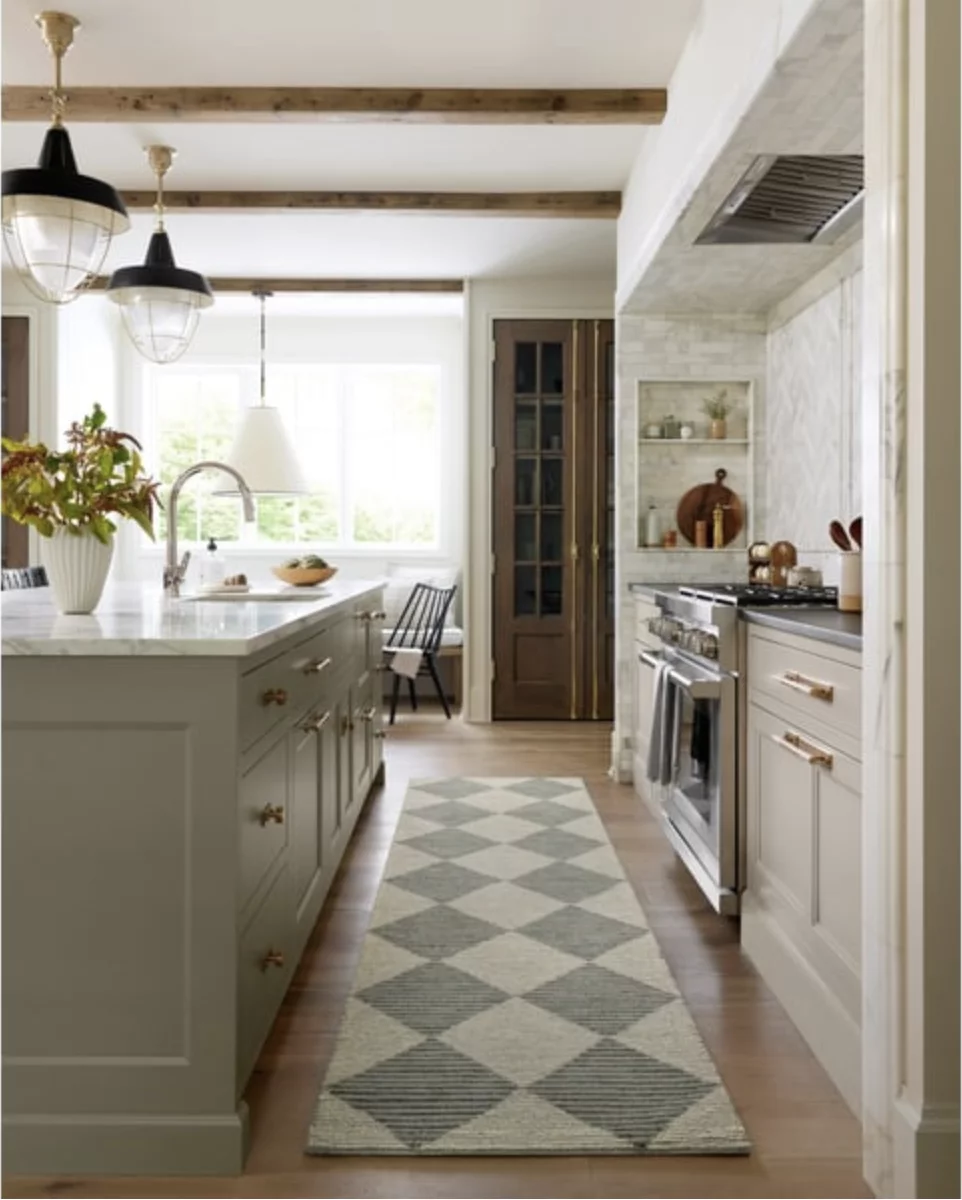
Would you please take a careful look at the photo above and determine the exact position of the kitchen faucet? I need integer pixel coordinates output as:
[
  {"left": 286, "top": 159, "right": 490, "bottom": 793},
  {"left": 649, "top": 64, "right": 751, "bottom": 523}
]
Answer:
[{"left": 164, "top": 461, "right": 256, "bottom": 597}]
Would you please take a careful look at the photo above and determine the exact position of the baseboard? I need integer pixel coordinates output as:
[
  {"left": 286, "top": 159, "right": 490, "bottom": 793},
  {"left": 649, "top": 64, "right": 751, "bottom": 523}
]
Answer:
[
  {"left": 742, "top": 897, "right": 861, "bottom": 1115},
  {"left": 3, "top": 1104, "right": 249, "bottom": 1176},
  {"left": 892, "top": 1096, "right": 961, "bottom": 1199}
]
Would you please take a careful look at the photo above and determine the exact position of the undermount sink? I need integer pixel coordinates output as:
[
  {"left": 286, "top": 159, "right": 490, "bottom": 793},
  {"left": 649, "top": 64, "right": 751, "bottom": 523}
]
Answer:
[{"left": 182, "top": 590, "right": 328, "bottom": 602}]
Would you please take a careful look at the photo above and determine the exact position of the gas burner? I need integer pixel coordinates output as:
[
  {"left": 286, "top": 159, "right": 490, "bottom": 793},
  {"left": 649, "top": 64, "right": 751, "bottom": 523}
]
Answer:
[{"left": 678, "top": 584, "right": 838, "bottom": 608}]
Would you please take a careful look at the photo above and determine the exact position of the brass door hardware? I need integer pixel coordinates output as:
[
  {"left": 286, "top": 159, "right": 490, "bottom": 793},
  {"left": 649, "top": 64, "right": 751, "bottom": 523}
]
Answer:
[
  {"left": 260, "top": 949, "right": 285, "bottom": 970},
  {"left": 777, "top": 671, "right": 835, "bottom": 702},
  {"left": 299, "top": 709, "right": 331, "bottom": 733},
  {"left": 260, "top": 688, "right": 287, "bottom": 707},
  {"left": 777, "top": 730, "right": 834, "bottom": 769},
  {"left": 258, "top": 803, "right": 285, "bottom": 826},
  {"left": 303, "top": 656, "right": 332, "bottom": 675}
]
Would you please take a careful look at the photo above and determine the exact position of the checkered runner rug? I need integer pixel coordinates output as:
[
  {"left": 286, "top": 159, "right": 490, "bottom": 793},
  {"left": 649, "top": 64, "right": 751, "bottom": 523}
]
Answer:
[{"left": 308, "top": 778, "right": 749, "bottom": 1156}]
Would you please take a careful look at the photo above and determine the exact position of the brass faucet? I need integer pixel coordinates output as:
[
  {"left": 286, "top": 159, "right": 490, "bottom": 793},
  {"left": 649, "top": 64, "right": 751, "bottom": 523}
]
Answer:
[{"left": 164, "top": 462, "right": 255, "bottom": 597}]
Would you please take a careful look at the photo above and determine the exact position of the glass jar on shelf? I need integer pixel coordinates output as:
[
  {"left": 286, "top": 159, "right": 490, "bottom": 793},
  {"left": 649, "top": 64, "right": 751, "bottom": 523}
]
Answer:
[{"left": 663, "top": 413, "right": 680, "bottom": 439}]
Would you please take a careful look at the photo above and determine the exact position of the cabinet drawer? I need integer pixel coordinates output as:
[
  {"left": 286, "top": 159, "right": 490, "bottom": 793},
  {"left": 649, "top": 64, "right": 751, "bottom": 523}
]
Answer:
[
  {"left": 748, "top": 630, "right": 861, "bottom": 744},
  {"left": 237, "top": 865, "right": 294, "bottom": 1088},
  {"left": 239, "top": 735, "right": 290, "bottom": 916}
]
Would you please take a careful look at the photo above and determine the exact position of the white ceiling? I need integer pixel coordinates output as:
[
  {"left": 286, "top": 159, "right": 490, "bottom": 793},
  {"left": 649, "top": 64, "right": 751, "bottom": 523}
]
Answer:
[{"left": 1, "top": 0, "right": 702, "bottom": 280}]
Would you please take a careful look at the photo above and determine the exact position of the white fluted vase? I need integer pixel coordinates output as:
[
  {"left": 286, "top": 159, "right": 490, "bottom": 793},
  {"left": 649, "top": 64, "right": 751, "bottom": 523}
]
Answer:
[{"left": 41, "top": 528, "right": 114, "bottom": 614}]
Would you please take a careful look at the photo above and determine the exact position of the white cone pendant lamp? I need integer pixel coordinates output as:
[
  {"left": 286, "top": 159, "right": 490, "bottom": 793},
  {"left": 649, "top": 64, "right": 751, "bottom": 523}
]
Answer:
[
  {"left": 1, "top": 12, "right": 130, "bottom": 303},
  {"left": 106, "top": 146, "right": 213, "bottom": 363},
  {"left": 215, "top": 290, "right": 308, "bottom": 496}
]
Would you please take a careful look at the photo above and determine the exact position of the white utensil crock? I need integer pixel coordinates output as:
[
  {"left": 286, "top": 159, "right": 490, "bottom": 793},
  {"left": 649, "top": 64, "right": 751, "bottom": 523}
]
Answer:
[
  {"left": 41, "top": 528, "right": 114, "bottom": 614},
  {"left": 838, "top": 551, "right": 862, "bottom": 613}
]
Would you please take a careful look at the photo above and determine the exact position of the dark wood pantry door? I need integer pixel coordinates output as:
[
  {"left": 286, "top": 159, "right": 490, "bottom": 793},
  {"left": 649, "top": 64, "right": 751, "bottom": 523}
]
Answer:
[
  {"left": 2, "top": 316, "right": 30, "bottom": 570},
  {"left": 492, "top": 318, "right": 614, "bottom": 720}
]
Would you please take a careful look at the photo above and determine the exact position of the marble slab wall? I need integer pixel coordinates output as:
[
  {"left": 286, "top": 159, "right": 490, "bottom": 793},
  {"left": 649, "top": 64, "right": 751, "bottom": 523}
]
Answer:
[
  {"left": 765, "top": 264, "right": 863, "bottom": 582},
  {"left": 613, "top": 314, "right": 767, "bottom": 773}
]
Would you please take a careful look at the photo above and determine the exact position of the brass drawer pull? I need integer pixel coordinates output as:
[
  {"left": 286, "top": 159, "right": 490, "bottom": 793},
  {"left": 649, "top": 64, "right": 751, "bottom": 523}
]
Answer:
[
  {"left": 304, "top": 656, "right": 332, "bottom": 675},
  {"left": 300, "top": 709, "right": 331, "bottom": 733},
  {"left": 258, "top": 803, "right": 285, "bottom": 826},
  {"left": 260, "top": 687, "right": 288, "bottom": 707},
  {"left": 260, "top": 949, "right": 285, "bottom": 971},
  {"left": 360, "top": 705, "right": 377, "bottom": 722},
  {"left": 356, "top": 609, "right": 387, "bottom": 622},
  {"left": 775, "top": 730, "right": 834, "bottom": 769},
  {"left": 341, "top": 715, "right": 355, "bottom": 735},
  {"left": 777, "top": 671, "right": 834, "bottom": 702},
  {"left": 374, "top": 729, "right": 387, "bottom": 740}
]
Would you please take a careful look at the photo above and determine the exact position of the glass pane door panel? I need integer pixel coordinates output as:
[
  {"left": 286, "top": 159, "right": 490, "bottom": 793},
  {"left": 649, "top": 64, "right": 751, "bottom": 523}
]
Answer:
[
  {"left": 541, "top": 458, "right": 563, "bottom": 507},
  {"left": 514, "top": 566, "right": 537, "bottom": 616},
  {"left": 541, "top": 566, "right": 563, "bottom": 615},
  {"left": 540, "top": 342, "right": 564, "bottom": 394},
  {"left": 515, "top": 513, "right": 537, "bottom": 562},
  {"left": 541, "top": 512, "right": 564, "bottom": 563},
  {"left": 515, "top": 458, "right": 537, "bottom": 507},
  {"left": 515, "top": 344, "right": 537, "bottom": 395},
  {"left": 541, "top": 402, "right": 564, "bottom": 452},
  {"left": 515, "top": 402, "right": 538, "bottom": 450}
]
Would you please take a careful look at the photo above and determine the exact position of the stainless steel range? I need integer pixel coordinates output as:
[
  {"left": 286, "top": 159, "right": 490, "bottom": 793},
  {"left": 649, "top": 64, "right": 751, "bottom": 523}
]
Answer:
[{"left": 643, "top": 583, "right": 839, "bottom": 915}]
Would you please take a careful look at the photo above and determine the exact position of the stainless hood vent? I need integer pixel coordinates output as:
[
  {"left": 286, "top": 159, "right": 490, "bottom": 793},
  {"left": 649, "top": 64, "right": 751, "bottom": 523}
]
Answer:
[{"left": 696, "top": 154, "right": 864, "bottom": 245}]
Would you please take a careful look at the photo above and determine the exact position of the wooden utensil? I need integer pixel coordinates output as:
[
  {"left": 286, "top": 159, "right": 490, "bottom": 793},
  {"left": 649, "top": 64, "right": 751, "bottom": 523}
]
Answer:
[
  {"left": 676, "top": 468, "right": 744, "bottom": 548},
  {"left": 849, "top": 516, "right": 862, "bottom": 549},
  {"left": 829, "top": 519, "right": 852, "bottom": 552}
]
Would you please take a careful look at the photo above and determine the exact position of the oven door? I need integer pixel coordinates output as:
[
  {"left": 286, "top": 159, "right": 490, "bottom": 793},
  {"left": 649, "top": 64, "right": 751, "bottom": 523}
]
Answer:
[{"left": 659, "top": 651, "right": 738, "bottom": 912}]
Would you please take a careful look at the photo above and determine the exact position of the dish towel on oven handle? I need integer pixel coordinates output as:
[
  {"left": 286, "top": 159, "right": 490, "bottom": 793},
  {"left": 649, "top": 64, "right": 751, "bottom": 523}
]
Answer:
[
  {"left": 389, "top": 647, "right": 423, "bottom": 679},
  {"left": 646, "top": 660, "right": 676, "bottom": 785}
]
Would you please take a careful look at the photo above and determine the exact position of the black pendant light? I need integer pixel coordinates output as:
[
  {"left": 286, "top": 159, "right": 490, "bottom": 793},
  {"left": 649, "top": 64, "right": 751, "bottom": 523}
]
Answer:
[
  {"left": 1, "top": 12, "right": 129, "bottom": 304},
  {"left": 106, "top": 146, "right": 213, "bottom": 364}
]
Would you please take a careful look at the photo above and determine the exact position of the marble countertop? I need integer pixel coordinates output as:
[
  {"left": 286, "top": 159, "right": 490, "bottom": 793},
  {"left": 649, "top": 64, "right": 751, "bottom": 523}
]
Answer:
[
  {"left": 1, "top": 581, "right": 384, "bottom": 658},
  {"left": 740, "top": 607, "right": 862, "bottom": 651}
]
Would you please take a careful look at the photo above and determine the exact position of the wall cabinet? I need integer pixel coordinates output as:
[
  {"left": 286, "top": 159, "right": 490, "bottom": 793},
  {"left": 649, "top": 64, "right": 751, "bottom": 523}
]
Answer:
[
  {"left": 2, "top": 587, "right": 384, "bottom": 1175},
  {"left": 741, "top": 624, "right": 862, "bottom": 1114}
]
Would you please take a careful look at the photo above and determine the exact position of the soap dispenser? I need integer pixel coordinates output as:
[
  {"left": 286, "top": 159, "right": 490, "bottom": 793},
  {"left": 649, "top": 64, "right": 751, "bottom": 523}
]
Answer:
[{"left": 200, "top": 537, "right": 225, "bottom": 589}]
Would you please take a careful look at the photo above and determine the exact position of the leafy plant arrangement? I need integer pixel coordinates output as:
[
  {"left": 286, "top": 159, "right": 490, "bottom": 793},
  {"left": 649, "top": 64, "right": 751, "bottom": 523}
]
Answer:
[
  {"left": 702, "top": 389, "right": 733, "bottom": 421},
  {"left": 2, "top": 404, "right": 161, "bottom": 543}
]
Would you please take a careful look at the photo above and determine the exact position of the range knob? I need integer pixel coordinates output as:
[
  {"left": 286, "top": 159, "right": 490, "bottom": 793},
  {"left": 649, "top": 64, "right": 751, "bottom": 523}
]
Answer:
[{"left": 700, "top": 633, "right": 719, "bottom": 659}]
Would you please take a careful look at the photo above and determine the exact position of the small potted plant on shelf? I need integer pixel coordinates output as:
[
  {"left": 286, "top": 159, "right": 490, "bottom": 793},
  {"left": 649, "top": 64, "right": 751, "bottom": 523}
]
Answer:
[
  {"left": 702, "top": 389, "right": 733, "bottom": 440},
  {"left": 2, "top": 404, "right": 161, "bottom": 614}
]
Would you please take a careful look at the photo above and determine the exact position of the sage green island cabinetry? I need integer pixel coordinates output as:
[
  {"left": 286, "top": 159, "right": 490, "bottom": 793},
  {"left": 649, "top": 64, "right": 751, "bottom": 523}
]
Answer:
[{"left": 1, "top": 582, "right": 385, "bottom": 1175}]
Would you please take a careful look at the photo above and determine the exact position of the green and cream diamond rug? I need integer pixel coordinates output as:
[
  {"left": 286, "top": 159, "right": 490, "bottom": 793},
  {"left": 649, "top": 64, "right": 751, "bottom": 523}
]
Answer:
[{"left": 307, "top": 778, "right": 749, "bottom": 1156}]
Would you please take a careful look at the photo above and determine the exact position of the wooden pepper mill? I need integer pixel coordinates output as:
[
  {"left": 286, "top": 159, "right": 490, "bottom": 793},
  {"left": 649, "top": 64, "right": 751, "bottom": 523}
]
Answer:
[{"left": 712, "top": 503, "right": 726, "bottom": 549}]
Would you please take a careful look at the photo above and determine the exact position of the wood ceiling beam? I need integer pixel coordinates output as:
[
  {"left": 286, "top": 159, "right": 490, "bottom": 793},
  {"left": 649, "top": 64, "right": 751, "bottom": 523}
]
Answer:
[
  {"left": 92, "top": 277, "right": 464, "bottom": 294},
  {"left": 2, "top": 86, "right": 666, "bottom": 125},
  {"left": 117, "top": 190, "right": 620, "bottom": 218}
]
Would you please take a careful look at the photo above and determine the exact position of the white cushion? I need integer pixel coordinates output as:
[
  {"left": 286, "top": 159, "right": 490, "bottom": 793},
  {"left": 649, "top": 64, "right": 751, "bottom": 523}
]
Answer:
[{"left": 382, "top": 565, "right": 460, "bottom": 627}]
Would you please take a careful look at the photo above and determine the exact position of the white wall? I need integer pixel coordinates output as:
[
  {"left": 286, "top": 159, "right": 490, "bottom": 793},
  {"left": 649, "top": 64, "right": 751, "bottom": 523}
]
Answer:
[
  {"left": 764, "top": 243, "right": 863, "bottom": 583},
  {"left": 113, "top": 309, "right": 466, "bottom": 589},
  {"left": 616, "top": 0, "right": 819, "bottom": 310},
  {"left": 463, "top": 274, "right": 615, "bottom": 723}
]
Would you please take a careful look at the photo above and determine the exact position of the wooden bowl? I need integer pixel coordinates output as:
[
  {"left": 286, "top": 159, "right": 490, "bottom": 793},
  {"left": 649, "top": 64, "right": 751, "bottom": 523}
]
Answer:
[{"left": 271, "top": 565, "right": 338, "bottom": 587}]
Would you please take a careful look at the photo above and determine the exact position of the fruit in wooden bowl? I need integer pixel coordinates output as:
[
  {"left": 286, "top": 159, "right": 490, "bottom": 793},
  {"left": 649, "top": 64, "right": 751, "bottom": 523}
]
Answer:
[{"left": 271, "top": 556, "right": 337, "bottom": 587}]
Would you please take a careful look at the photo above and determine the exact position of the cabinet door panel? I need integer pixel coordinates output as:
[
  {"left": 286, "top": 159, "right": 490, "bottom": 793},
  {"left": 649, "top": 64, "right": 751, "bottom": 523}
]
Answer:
[
  {"left": 815, "top": 758, "right": 861, "bottom": 971},
  {"left": 238, "top": 735, "right": 290, "bottom": 919},
  {"left": 290, "top": 721, "right": 322, "bottom": 926},
  {"left": 749, "top": 705, "right": 813, "bottom": 914}
]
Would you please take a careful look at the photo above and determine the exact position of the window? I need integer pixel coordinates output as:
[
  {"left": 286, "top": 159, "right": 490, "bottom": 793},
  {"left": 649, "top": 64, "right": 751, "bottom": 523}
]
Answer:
[{"left": 147, "top": 363, "right": 442, "bottom": 550}]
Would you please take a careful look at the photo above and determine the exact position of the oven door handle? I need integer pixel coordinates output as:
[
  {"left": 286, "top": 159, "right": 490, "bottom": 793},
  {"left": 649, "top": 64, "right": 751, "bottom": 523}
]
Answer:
[
  {"left": 666, "top": 664, "right": 723, "bottom": 700},
  {"left": 639, "top": 650, "right": 662, "bottom": 670}
]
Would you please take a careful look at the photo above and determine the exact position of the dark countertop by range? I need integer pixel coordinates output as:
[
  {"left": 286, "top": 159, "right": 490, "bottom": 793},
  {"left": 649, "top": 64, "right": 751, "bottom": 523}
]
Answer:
[{"left": 740, "top": 607, "right": 862, "bottom": 652}]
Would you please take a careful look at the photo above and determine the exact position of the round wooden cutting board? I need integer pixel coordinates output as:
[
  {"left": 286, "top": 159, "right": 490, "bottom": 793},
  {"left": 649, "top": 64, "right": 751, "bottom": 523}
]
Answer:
[{"left": 676, "top": 468, "right": 744, "bottom": 547}]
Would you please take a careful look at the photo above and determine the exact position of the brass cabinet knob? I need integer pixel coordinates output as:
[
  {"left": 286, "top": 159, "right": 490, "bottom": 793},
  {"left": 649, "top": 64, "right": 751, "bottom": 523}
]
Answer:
[
  {"left": 300, "top": 709, "right": 331, "bottom": 734},
  {"left": 360, "top": 705, "right": 377, "bottom": 722},
  {"left": 260, "top": 949, "right": 285, "bottom": 971},
  {"left": 258, "top": 803, "right": 285, "bottom": 826},
  {"left": 261, "top": 688, "right": 287, "bottom": 707},
  {"left": 303, "top": 656, "right": 332, "bottom": 675}
]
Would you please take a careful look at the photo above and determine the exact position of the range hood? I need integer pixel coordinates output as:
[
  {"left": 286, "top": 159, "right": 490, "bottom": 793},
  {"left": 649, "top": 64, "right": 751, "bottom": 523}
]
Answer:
[{"left": 696, "top": 154, "right": 864, "bottom": 245}]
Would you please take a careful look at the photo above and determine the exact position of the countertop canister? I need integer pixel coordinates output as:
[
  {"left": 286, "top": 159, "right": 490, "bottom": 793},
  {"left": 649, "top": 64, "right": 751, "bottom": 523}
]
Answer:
[{"left": 838, "top": 551, "right": 862, "bottom": 612}]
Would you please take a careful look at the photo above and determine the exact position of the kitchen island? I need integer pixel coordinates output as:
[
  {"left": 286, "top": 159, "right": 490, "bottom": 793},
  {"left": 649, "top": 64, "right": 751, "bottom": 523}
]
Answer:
[{"left": 2, "top": 582, "right": 385, "bottom": 1175}]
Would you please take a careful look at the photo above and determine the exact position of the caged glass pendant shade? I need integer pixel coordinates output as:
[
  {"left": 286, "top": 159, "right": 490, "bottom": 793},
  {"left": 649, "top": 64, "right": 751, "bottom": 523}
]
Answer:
[
  {"left": 0, "top": 13, "right": 129, "bottom": 304},
  {"left": 106, "top": 146, "right": 213, "bottom": 364},
  {"left": 214, "top": 290, "right": 308, "bottom": 496}
]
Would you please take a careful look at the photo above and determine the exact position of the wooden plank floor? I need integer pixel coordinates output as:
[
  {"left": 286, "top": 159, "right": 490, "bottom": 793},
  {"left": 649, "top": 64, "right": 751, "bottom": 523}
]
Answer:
[{"left": 5, "top": 716, "right": 872, "bottom": 1199}]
